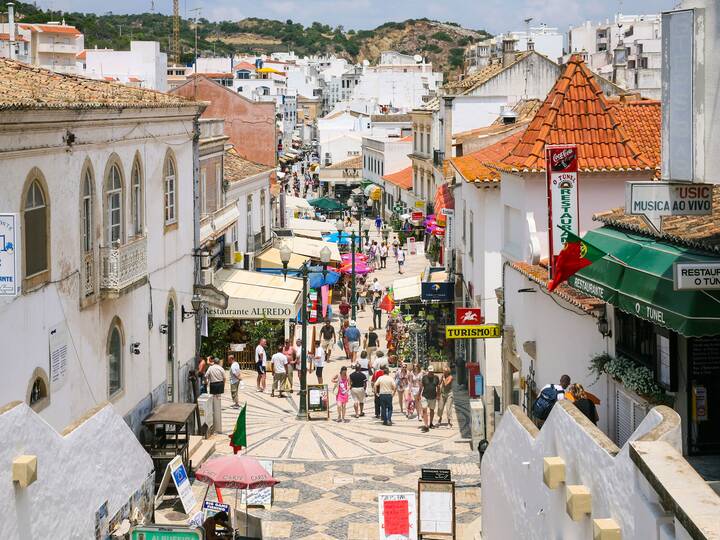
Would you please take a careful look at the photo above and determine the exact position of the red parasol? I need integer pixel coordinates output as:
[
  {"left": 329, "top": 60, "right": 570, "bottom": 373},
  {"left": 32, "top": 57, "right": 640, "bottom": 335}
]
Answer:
[{"left": 195, "top": 455, "right": 280, "bottom": 489}]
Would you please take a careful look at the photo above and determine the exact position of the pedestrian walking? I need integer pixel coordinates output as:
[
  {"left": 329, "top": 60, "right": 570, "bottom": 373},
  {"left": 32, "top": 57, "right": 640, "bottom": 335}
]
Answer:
[
  {"left": 568, "top": 383, "right": 599, "bottom": 425},
  {"left": 392, "top": 239, "right": 399, "bottom": 261},
  {"left": 420, "top": 366, "right": 440, "bottom": 432},
  {"left": 408, "top": 363, "right": 422, "bottom": 419},
  {"left": 371, "top": 367, "right": 385, "bottom": 418},
  {"left": 374, "top": 367, "right": 396, "bottom": 426},
  {"left": 358, "top": 350, "right": 372, "bottom": 378},
  {"left": 255, "top": 338, "right": 268, "bottom": 392},
  {"left": 371, "top": 277, "right": 382, "bottom": 294},
  {"left": 364, "top": 326, "right": 379, "bottom": 363},
  {"left": 397, "top": 246, "right": 406, "bottom": 274},
  {"left": 339, "top": 298, "right": 351, "bottom": 322},
  {"left": 198, "top": 356, "right": 208, "bottom": 394},
  {"left": 205, "top": 357, "right": 226, "bottom": 396},
  {"left": 270, "top": 344, "right": 288, "bottom": 398},
  {"left": 437, "top": 367, "right": 454, "bottom": 427},
  {"left": 229, "top": 355, "right": 242, "bottom": 408},
  {"left": 345, "top": 320, "right": 361, "bottom": 363},
  {"left": 282, "top": 339, "right": 296, "bottom": 392},
  {"left": 357, "top": 280, "right": 367, "bottom": 312},
  {"left": 319, "top": 320, "right": 336, "bottom": 362},
  {"left": 372, "top": 294, "right": 383, "bottom": 329},
  {"left": 375, "top": 215, "right": 383, "bottom": 235},
  {"left": 332, "top": 366, "right": 351, "bottom": 422},
  {"left": 380, "top": 242, "right": 388, "bottom": 269},
  {"left": 394, "top": 363, "right": 409, "bottom": 415},
  {"left": 532, "top": 374, "right": 570, "bottom": 428},
  {"left": 349, "top": 364, "right": 368, "bottom": 418},
  {"left": 313, "top": 341, "right": 326, "bottom": 384}
]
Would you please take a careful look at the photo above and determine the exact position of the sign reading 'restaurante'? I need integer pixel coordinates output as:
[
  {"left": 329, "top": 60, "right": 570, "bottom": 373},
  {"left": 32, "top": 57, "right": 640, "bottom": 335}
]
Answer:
[{"left": 546, "top": 145, "right": 579, "bottom": 278}]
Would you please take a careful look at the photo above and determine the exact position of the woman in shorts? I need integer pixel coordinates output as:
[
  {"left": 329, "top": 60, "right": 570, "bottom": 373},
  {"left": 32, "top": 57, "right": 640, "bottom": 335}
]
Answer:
[
  {"left": 394, "top": 362, "right": 409, "bottom": 416},
  {"left": 407, "top": 363, "right": 423, "bottom": 419},
  {"left": 332, "top": 366, "right": 350, "bottom": 422}
]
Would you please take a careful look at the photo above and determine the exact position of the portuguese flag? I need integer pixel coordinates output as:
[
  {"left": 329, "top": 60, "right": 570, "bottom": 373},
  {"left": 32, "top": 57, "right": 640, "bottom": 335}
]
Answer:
[
  {"left": 229, "top": 404, "right": 247, "bottom": 454},
  {"left": 548, "top": 230, "right": 605, "bottom": 292}
]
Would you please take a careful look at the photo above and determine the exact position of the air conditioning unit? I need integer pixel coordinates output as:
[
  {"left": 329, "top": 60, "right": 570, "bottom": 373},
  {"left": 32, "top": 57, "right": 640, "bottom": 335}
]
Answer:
[
  {"left": 200, "top": 268, "right": 214, "bottom": 286},
  {"left": 223, "top": 243, "right": 235, "bottom": 267}
]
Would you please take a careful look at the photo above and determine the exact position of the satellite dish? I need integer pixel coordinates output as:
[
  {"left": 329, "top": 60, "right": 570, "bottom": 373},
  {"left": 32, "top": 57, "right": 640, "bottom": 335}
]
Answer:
[
  {"left": 362, "top": 59, "right": 370, "bottom": 66},
  {"left": 413, "top": 54, "right": 423, "bottom": 63}
]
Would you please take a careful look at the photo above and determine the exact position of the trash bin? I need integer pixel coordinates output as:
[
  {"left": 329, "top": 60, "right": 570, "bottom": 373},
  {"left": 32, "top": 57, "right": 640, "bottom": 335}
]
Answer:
[
  {"left": 467, "top": 362, "right": 483, "bottom": 398},
  {"left": 197, "top": 393, "right": 214, "bottom": 435}
]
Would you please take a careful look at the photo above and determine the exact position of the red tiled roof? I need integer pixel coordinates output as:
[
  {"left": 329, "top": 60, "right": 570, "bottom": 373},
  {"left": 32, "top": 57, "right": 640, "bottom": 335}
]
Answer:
[
  {"left": 103, "top": 76, "right": 117, "bottom": 81},
  {"left": 495, "top": 55, "right": 657, "bottom": 173},
  {"left": 0, "top": 33, "right": 28, "bottom": 42},
  {"left": 190, "top": 72, "right": 234, "bottom": 78},
  {"left": 450, "top": 130, "right": 525, "bottom": 184},
  {"left": 610, "top": 99, "right": 661, "bottom": 168},
  {"left": 21, "top": 23, "right": 82, "bottom": 35},
  {"left": 233, "top": 62, "right": 256, "bottom": 71},
  {"left": 383, "top": 166, "right": 412, "bottom": 189},
  {"left": 128, "top": 77, "right": 142, "bottom": 82},
  {"left": 399, "top": 135, "right": 413, "bottom": 142},
  {"left": 511, "top": 261, "right": 604, "bottom": 314},
  {"left": 76, "top": 50, "right": 86, "bottom": 60}
]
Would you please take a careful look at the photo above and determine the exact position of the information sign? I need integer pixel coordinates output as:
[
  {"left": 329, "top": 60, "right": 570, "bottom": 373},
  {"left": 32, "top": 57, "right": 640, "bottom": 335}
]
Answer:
[
  {"left": 445, "top": 325, "right": 501, "bottom": 339},
  {"left": 455, "top": 308, "right": 482, "bottom": 325},
  {"left": 414, "top": 201, "right": 425, "bottom": 209},
  {"left": 546, "top": 145, "right": 579, "bottom": 277},
  {"left": 626, "top": 181, "right": 713, "bottom": 233},
  {"left": 421, "top": 468, "right": 451, "bottom": 481},
  {"left": 307, "top": 384, "right": 329, "bottom": 420},
  {"left": 239, "top": 460, "right": 274, "bottom": 506},
  {"left": 0, "top": 214, "right": 19, "bottom": 297},
  {"left": 417, "top": 480, "right": 455, "bottom": 537},
  {"left": 159, "top": 456, "right": 196, "bottom": 515},
  {"left": 48, "top": 322, "right": 68, "bottom": 389},
  {"left": 411, "top": 211, "right": 423, "bottom": 222},
  {"left": 378, "top": 492, "right": 417, "bottom": 540},
  {"left": 673, "top": 261, "right": 720, "bottom": 290},
  {"left": 421, "top": 282, "right": 454, "bottom": 301},
  {"left": 130, "top": 525, "right": 204, "bottom": 540}
]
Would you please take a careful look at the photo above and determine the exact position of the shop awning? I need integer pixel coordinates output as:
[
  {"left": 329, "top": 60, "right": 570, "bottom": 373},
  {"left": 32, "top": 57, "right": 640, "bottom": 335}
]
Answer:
[
  {"left": 393, "top": 275, "right": 422, "bottom": 301},
  {"left": 255, "top": 247, "right": 310, "bottom": 270},
  {"left": 209, "top": 268, "right": 303, "bottom": 319},
  {"left": 287, "top": 217, "right": 338, "bottom": 233},
  {"left": 567, "top": 227, "right": 720, "bottom": 337},
  {"left": 284, "top": 236, "right": 342, "bottom": 263},
  {"left": 434, "top": 183, "right": 454, "bottom": 226},
  {"left": 285, "top": 196, "right": 312, "bottom": 210}
]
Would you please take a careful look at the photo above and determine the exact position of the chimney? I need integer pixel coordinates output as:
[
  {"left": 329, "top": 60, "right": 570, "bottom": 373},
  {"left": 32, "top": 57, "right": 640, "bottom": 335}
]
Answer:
[
  {"left": 502, "top": 36, "right": 517, "bottom": 67},
  {"left": 527, "top": 38, "right": 535, "bottom": 52},
  {"left": 7, "top": 2, "right": 15, "bottom": 60}
]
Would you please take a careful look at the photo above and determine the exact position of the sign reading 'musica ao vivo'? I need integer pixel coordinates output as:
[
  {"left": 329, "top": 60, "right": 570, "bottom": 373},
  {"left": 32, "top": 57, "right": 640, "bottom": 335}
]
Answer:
[{"left": 626, "top": 181, "right": 713, "bottom": 232}]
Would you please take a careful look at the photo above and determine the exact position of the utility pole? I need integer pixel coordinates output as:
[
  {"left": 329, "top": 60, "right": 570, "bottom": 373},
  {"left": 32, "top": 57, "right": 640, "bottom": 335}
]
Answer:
[{"left": 172, "top": 0, "right": 180, "bottom": 64}]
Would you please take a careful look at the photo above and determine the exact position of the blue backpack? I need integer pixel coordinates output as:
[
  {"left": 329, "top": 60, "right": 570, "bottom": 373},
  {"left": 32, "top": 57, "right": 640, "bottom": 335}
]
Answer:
[{"left": 532, "top": 385, "right": 559, "bottom": 421}]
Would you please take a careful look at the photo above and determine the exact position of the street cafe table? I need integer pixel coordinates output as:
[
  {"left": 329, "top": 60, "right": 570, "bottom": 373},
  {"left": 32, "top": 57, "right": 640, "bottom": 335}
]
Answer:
[{"left": 142, "top": 402, "right": 197, "bottom": 488}]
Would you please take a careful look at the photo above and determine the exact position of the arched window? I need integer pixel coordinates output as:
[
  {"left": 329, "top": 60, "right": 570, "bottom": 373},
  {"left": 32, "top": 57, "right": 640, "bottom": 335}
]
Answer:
[
  {"left": 105, "top": 163, "right": 123, "bottom": 244},
  {"left": 164, "top": 153, "right": 177, "bottom": 225},
  {"left": 131, "top": 158, "right": 143, "bottom": 236},
  {"left": 81, "top": 168, "right": 93, "bottom": 253},
  {"left": 108, "top": 322, "right": 123, "bottom": 397},
  {"left": 23, "top": 179, "right": 48, "bottom": 278},
  {"left": 260, "top": 189, "right": 266, "bottom": 241}
]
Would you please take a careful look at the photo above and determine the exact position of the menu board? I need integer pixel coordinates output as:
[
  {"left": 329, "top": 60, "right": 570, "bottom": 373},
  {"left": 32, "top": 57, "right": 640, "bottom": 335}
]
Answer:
[
  {"left": 690, "top": 337, "right": 720, "bottom": 377},
  {"left": 307, "top": 384, "right": 329, "bottom": 419},
  {"left": 378, "top": 493, "right": 417, "bottom": 540},
  {"left": 418, "top": 481, "right": 455, "bottom": 537}
]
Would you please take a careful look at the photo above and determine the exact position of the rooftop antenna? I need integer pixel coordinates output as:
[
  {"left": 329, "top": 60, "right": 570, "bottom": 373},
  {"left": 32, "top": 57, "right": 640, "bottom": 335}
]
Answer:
[{"left": 524, "top": 17, "right": 533, "bottom": 50}]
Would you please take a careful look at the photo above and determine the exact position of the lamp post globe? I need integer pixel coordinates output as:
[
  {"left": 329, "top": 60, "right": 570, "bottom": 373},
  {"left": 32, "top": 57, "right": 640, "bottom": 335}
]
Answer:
[
  {"left": 279, "top": 242, "right": 292, "bottom": 265},
  {"left": 190, "top": 293, "right": 202, "bottom": 312},
  {"left": 335, "top": 218, "right": 345, "bottom": 233},
  {"left": 320, "top": 246, "right": 331, "bottom": 265}
]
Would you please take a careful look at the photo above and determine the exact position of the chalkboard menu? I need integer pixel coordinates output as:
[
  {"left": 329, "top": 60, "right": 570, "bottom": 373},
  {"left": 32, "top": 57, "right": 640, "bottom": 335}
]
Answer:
[
  {"left": 690, "top": 337, "right": 720, "bottom": 378},
  {"left": 307, "top": 384, "right": 329, "bottom": 420}
]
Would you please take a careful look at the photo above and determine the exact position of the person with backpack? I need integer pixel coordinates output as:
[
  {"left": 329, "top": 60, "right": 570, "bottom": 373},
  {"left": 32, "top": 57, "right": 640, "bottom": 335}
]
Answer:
[{"left": 532, "top": 374, "right": 570, "bottom": 427}]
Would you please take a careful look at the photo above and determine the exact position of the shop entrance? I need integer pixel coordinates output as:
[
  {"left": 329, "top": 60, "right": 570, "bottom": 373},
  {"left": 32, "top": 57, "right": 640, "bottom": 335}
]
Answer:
[{"left": 688, "top": 336, "right": 720, "bottom": 455}]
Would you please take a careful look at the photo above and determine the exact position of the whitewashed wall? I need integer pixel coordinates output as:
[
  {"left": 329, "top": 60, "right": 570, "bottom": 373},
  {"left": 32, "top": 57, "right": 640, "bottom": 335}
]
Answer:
[
  {"left": 481, "top": 402, "right": 684, "bottom": 540},
  {"left": 0, "top": 107, "right": 199, "bottom": 433},
  {"left": 0, "top": 402, "right": 154, "bottom": 540}
]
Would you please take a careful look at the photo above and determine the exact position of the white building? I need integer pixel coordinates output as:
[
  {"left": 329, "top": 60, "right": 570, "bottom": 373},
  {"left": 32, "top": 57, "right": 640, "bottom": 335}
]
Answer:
[
  {"left": 361, "top": 133, "right": 412, "bottom": 215},
  {"left": 564, "top": 14, "right": 662, "bottom": 99},
  {"left": 0, "top": 58, "right": 204, "bottom": 434},
  {"left": 18, "top": 21, "right": 84, "bottom": 74},
  {"left": 83, "top": 41, "right": 168, "bottom": 91},
  {"left": 465, "top": 26, "right": 564, "bottom": 70}
]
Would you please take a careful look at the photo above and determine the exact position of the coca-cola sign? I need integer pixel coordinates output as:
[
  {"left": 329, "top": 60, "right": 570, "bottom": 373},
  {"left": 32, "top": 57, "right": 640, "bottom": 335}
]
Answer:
[{"left": 548, "top": 145, "right": 578, "bottom": 173}]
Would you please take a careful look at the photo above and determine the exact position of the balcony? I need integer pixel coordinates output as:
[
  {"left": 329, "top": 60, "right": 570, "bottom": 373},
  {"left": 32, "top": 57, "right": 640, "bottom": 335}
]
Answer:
[
  {"left": 433, "top": 149, "right": 445, "bottom": 168},
  {"left": 99, "top": 236, "right": 148, "bottom": 296},
  {"left": 37, "top": 42, "right": 78, "bottom": 54}
]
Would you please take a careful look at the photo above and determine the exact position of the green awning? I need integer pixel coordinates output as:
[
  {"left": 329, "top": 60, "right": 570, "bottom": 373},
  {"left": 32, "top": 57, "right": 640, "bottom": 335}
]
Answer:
[{"left": 567, "top": 227, "right": 720, "bottom": 337}]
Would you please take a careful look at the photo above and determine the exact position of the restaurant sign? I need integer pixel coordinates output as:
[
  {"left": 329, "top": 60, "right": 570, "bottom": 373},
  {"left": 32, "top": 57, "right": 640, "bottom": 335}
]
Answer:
[
  {"left": 206, "top": 301, "right": 294, "bottom": 320},
  {"left": 546, "top": 145, "right": 579, "bottom": 277},
  {"left": 674, "top": 262, "right": 720, "bottom": 290},
  {"left": 626, "top": 182, "right": 713, "bottom": 233}
]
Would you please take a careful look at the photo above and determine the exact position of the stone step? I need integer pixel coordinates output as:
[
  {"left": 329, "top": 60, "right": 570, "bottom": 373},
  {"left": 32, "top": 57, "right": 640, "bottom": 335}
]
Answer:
[
  {"left": 189, "top": 439, "right": 215, "bottom": 471},
  {"left": 188, "top": 435, "right": 203, "bottom": 457}
]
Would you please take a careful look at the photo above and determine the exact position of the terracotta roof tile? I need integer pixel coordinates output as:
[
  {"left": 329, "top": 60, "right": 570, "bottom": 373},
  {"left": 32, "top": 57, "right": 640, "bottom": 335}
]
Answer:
[
  {"left": 493, "top": 55, "right": 658, "bottom": 173},
  {"left": 0, "top": 58, "right": 196, "bottom": 110},
  {"left": 20, "top": 23, "right": 81, "bottom": 36},
  {"left": 0, "top": 33, "right": 28, "bottom": 42},
  {"left": 511, "top": 261, "right": 604, "bottom": 314},
  {"left": 383, "top": 166, "right": 412, "bottom": 189},
  {"left": 324, "top": 155, "right": 362, "bottom": 170},
  {"left": 233, "top": 62, "right": 256, "bottom": 71},
  {"left": 450, "top": 131, "right": 525, "bottom": 184},
  {"left": 443, "top": 53, "right": 531, "bottom": 94},
  {"left": 595, "top": 185, "right": 720, "bottom": 254},
  {"left": 224, "top": 147, "right": 273, "bottom": 182}
]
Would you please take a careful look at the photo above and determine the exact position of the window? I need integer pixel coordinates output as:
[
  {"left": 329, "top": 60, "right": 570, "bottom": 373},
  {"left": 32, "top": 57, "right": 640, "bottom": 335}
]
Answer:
[
  {"left": 200, "top": 168, "right": 208, "bottom": 215},
  {"left": 24, "top": 178, "right": 49, "bottom": 277},
  {"left": 105, "top": 163, "right": 123, "bottom": 244},
  {"left": 130, "top": 159, "right": 143, "bottom": 236},
  {"left": 164, "top": 153, "right": 177, "bottom": 225},
  {"left": 81, "top": 168, "right": 93, "bottom": 253},
  {"left": 215, "top": 162, "right": 223, "bottom": 208},
  {"left": 462, "top": 200, "right": 466, "bottom": 241},
  {"left": 246, "top": 194, "right": 253, "bottom": 249},
  {"left": 260, "top": 190, "right": 266, "bottom": 241},
  {"left": 469, "top": 210, "right": 474, "bottom": 259},
  {"left": 108, "top": 323, "right": 123, "bottom": 398}
]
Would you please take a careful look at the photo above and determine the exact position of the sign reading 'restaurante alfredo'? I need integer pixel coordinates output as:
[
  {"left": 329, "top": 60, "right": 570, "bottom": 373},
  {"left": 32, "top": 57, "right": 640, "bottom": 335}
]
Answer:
[{"left": 546, "top": 145, "right": 579, "bottom": 278}]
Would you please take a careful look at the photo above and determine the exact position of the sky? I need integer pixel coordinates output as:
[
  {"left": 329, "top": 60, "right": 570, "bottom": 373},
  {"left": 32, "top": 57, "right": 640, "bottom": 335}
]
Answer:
[{"left": 38, "top": 0, "right": 680, "bottom": 33}]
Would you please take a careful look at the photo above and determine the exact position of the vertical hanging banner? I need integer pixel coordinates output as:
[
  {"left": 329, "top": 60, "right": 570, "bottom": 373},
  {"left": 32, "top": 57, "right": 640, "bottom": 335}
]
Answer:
[{"left": 546, "top": 145, "right": 579, "bottom": 278}]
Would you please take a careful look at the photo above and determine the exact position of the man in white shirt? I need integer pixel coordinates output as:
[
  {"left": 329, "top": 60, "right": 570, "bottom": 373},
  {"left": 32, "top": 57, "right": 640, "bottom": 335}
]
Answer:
[
  {"left": 371, "top": 278, "right": 382, "bottom": 293},
  {"left": 205, "top": 357, "right": 226, "bottom": 396},
  {"left": 313, "top": 340, "right": 326, "bottom": 384},
  {"left": 229, "top": 355, "right": 242, "bottom": 408},
  {"left": 397, "top": 247, "right": 406, "bottom": 274},
  {"left": 271, "top": 344, "right": 288, "bottom": 398},
  {"left": 255, "top": 338, "right": 267, "bottom": 393}
]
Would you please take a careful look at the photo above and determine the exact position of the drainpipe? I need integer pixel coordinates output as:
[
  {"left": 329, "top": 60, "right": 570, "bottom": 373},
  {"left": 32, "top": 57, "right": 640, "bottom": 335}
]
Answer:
[{"left": 192, "top": 115, "right": 202, "bottom": 366}]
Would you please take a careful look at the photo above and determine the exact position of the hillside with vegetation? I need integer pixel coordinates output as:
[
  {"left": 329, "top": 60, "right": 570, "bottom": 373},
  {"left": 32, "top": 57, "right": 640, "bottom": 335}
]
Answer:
[{"left": 3, "top": 3, "right": 491, "bottom": 75}]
